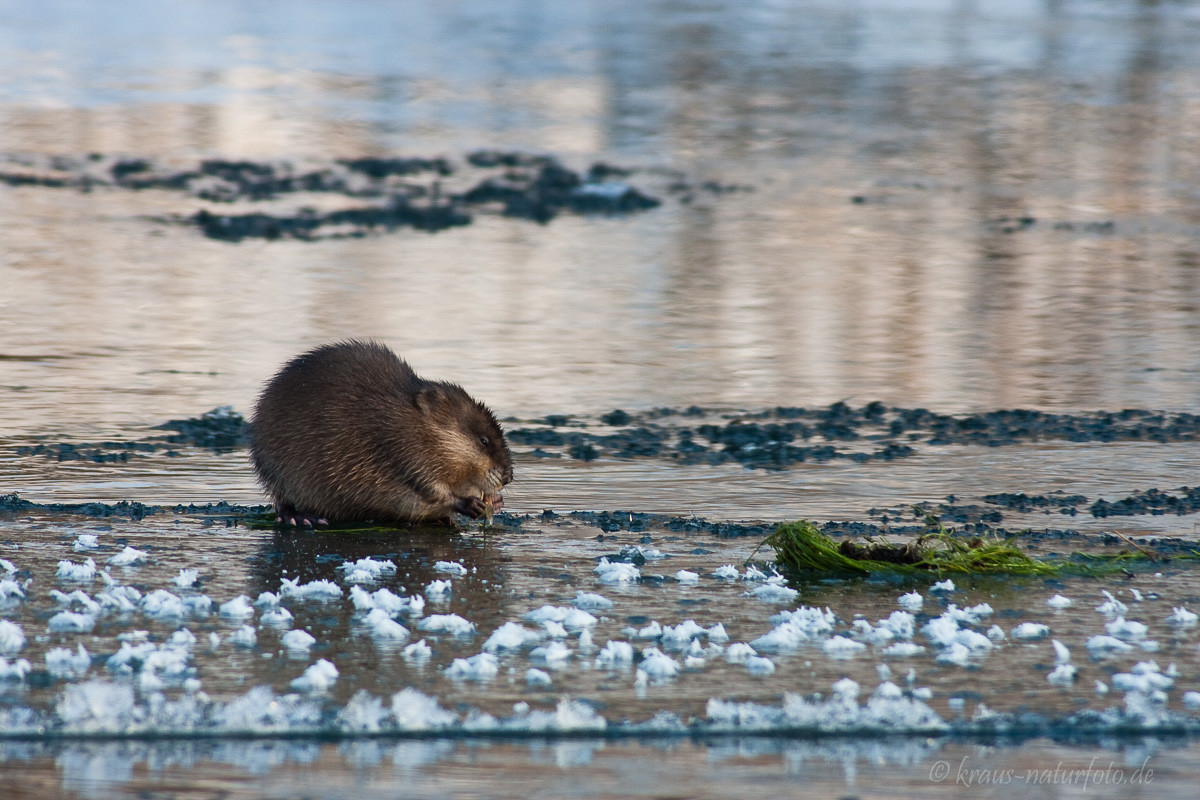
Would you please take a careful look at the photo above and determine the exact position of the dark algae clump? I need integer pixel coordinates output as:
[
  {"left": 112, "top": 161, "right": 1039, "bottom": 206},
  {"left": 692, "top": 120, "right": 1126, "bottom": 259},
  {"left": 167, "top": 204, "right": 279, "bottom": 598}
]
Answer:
[
  {"left": 762, "top": 513, "right": 1200, "bottom": 579},
  {"left": 0, "top": 151, "right": 666, "bottom": 241},
  {"left": 763, "top": 518, "right": 1066, "bottom": 578}
]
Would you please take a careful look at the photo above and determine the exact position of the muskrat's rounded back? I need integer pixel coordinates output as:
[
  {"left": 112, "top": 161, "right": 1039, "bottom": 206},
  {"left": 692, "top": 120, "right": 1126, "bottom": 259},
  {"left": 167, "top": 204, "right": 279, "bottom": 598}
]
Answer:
[{"left": 250, "top": 340, "right": 512, "bottom": 525}]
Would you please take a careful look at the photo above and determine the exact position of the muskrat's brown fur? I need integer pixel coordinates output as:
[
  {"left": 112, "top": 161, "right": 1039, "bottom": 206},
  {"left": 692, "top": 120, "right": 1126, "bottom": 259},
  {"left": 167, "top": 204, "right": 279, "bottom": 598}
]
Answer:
[{"left": 250, "top": 340, "right": 513, "bottom": 527}]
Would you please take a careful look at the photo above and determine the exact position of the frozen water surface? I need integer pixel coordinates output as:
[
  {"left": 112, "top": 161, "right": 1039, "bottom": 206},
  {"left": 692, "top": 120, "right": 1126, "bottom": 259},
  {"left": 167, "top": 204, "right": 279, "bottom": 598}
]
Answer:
[
  {"left": 4, "top": 0, "right": 1200, "bottom": 796},
  {"left": 4, "top": 514, "right": 1200, "bottom": 756}
]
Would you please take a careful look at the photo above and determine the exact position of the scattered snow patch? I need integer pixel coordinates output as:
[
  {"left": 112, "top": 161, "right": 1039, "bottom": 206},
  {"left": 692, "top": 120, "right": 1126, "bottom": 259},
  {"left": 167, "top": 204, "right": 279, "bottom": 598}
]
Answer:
[
  {"left": 228, "top": 625, "right": 257, "bottom": 647},
  {"left": 483, "top": 621, "right": 543, "bottom": 652},
  {"left": 594, "top": 558, "right": 640, "bottom": 584},
  {"left": 445, "top": 653, "right": 499, "bottom": 681},
  {"left": 56, "top": 558, "right": 97, "bottom": 581},
  {"left": 402, "top": 639, "right": 432, "bottom": 662},
  {"left": 594, "top": 640, "right": 635, "bottom": 669},
  {"left": 1010, "top": 622, "right": 1051, "bottom": 641},
  {"left": 73, "top": 534, "right": 100, "bottom": 552},
  {"left": 172, "top": 568, "right": 199, "bottom": 588},
  {"left": 417, "top": 614, "right": 476, "bottom": 636},
  {"left": 822, "top": 636, "right": 867, "bottom": 658},
  {"left": 1086, "top": 634, "right": 1135, "bottom": 656},
  {"left": 0, "top": 620, "right": 26, "bottom": 655},
  {"left": 361, "top": 609, "right": 410, "bottom": 641},
  {"left": 747, "top": 583, "right": 800, "bottom": 603},
  {"left": 526, "top": 668, "right": 552, "bottom": 687},
  {"left": 280, "top": 577, "right": 342, "bottom": 602},
  {"left": 48, "top": 611, "right": 96, "bottom": 633},
  {"left": 0, "top": 657, "right": 32, "bottom": 681},
  {"left": 218, "top": 595, "right": 255, "bottom": 619},
  {"left": 340, "top": 557, "right": 398, "bottom": 584},
  {"left": 108, "top": 546, "right": 149, "bottom": 567},
  {"left": 636, "top": 647, "right": 680, "bottom": 680},
  {"left": 45, "top": 644, "right": 90, "bottom": 678},
  {"left": 1167, "top": 607, "right": 1198, "bottom": 626},
  {"left": 572, "top": 592, "right": 612, "bottom": 610},
  {"left": 291, "top": 659, "right": 338, "bottom": 692},
  {"left": 282, "top": 629, "right": 316, "bottom": 651},
  {"left": 1095, "top": 590, "right": 1128, "bottom": 617},
  {"left": 424, "top": 580, "right": 453, "bottom": 599}
]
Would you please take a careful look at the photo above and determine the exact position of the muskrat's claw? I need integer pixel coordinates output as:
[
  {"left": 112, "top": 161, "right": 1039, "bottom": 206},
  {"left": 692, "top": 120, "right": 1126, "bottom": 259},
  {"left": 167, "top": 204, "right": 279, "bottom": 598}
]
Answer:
[{"left": 276, "top": 504, "right": 329, "bottom": 529}]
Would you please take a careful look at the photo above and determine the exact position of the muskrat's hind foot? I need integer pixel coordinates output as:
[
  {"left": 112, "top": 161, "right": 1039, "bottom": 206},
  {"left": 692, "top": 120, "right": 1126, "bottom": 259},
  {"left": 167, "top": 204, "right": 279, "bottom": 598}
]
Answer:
[{"left": 276, "top": 504, "right": 329, "bottom": 529}]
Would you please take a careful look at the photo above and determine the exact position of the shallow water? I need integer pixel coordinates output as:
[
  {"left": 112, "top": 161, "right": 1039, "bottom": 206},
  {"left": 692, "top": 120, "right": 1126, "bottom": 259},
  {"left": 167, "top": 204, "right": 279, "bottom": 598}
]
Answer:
[{"left": 3, "top": 0, "right": 1200, "bottom": 797}]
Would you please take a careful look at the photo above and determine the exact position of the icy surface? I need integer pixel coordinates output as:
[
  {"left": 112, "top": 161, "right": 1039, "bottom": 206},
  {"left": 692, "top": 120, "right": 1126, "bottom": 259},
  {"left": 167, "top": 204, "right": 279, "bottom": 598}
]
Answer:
[{"left": 2, "top": 512, "right": 1200, "bottom": 749}]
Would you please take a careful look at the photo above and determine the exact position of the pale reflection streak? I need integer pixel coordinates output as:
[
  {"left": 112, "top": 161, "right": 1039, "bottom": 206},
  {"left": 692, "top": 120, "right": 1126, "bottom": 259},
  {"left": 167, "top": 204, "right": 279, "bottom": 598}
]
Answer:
[{"left": 0, "top": 1, "right": 1198, "bottom": 440}]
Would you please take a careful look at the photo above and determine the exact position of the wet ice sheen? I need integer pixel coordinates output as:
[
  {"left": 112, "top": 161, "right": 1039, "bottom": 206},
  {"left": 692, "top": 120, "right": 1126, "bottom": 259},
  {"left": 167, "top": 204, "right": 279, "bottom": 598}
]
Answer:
[{"left": 2, "top": 526, "right": 1200, "bottom": 743}]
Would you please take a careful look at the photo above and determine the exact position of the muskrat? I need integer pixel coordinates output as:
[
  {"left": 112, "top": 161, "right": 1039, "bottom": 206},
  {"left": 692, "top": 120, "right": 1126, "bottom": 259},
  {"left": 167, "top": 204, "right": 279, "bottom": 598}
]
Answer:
[{"left": 250, "top": 340, "right": 513, "bottom": 527}]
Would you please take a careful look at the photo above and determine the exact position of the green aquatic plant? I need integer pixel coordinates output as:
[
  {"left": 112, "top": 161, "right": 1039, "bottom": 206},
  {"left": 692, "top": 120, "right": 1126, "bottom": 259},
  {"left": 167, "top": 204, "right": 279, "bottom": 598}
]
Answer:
[{"left": 759, "top": 512, "right": 1188, "bottom": 579}]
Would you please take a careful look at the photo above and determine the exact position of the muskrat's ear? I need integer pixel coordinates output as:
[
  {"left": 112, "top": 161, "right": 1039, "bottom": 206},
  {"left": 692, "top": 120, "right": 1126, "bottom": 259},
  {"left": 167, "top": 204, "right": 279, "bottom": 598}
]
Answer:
[{"left": 414, "top": 386, "right": 443, "bottom": 416}]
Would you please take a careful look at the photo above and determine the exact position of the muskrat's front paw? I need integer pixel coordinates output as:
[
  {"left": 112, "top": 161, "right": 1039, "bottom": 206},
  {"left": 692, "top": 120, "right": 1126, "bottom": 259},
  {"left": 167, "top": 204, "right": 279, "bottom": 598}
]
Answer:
[{"left": 453, "top": 495, "right": 487, "bottom": 519}]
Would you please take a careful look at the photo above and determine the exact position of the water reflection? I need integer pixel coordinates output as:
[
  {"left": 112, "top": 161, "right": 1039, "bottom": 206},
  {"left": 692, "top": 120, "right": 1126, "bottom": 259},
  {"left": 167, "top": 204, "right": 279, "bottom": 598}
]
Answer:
[
  {"left": 3, "top": 734, "right": 1197, "bottom": 800},
  {"left": 0, "top": 1, "right": 1197, "bottom": 436}
]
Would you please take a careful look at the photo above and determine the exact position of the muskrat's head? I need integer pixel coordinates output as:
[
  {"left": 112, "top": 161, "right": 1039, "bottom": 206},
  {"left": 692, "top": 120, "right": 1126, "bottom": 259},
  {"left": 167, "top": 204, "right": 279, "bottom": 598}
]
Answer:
[{"left": 415, "top": 382, "right": 513, "bottom": 499}]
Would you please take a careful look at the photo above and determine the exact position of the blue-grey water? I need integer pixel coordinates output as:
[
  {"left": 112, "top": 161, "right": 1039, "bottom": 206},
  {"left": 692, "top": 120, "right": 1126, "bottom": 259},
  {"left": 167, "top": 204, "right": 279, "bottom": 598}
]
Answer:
[{"left": 3, "top": 1, "right": 1200, "bottom": 797}]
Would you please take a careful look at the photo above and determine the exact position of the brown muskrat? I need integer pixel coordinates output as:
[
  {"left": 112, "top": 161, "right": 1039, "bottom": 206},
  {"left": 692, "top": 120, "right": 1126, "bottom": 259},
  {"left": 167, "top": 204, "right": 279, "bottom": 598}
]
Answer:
[{"left": 250, "top": 340, "right": 513, "bottom": 527}]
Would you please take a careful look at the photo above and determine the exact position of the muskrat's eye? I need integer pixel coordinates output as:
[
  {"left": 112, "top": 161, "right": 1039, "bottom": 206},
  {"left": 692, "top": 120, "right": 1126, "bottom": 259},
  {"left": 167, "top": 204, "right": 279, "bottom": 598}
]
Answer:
[{"left": 479, "top": 435, "right": 490, "bottom": 448}]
